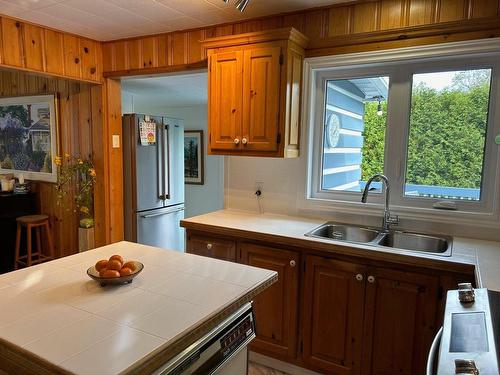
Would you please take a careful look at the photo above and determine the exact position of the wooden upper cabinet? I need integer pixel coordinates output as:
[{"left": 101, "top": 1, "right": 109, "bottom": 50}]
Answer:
[
  {"left": 80, "top": 38, "right": 99, "bottom": 81},
  {"left": 242, "top": 47, "right": 281, "bottom": 152},
  {"left": 203, "top": 28, "right": 308, "bottom": 158},
  {"left": 1, "top": 18, "right": 23, "bottom": 67},
  {"left": 0, "top": 15, "right": 101, "bottom": 83},
  {"left": 302, "top": 255, "right": 366, "bottom": 375},
  {"left": 43, "top": 29, "right": 65, "bottom": 76},
  {"left": 23, "top": 24, "right": 44, "bottom": 71},
  {"left": 239, "top": 243, "right": 299, "bottom": 361},
  {"left": 209, "top": 51, "right": 243, "bottom": 151},
  {"left": 63, "top": 34, "right": 81, "bottom": 79},
  {"left": 361, "top": 268, "right": 440, "bottom": 375}
]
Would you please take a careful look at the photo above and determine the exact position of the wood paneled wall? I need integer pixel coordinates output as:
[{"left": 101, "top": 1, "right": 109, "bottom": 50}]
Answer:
[
  {"left": 102, "top": 0, "right": 500, "bottom": 77},
  {"left": 0, "top": 69, "right": 105, "bottom": 257},
  {"left": 0, "top": 15, "right": 102, "bottom": 83}
]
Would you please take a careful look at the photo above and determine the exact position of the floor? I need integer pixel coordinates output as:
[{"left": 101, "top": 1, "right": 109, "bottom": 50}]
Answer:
[{"left": 248, "top": 362, "right": 288, "bottom": 375}]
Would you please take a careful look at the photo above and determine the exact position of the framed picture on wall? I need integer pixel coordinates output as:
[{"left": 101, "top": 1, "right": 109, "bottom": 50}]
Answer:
[
  {"left": 184, "top": 130, "right": 204, "bottom": 185},
  {"left": 0, "top": 95, "right": 58, "bottom": 182}
]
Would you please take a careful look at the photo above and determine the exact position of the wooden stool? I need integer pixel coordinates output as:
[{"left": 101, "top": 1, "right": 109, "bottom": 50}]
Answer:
[{"left": 14, "top": 215, "right": 55, "bottom": 269}]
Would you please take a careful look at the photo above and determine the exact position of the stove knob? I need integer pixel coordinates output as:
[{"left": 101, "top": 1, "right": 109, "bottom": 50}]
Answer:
[
  {"left": 458, "top": 283, "right": 475, "bottom": 303},
  {"left": 455, "top": 359, "right": 479, "bottom": 374}
]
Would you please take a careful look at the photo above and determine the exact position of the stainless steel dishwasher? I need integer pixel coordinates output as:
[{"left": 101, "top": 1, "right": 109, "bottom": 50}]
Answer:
[
  {"left": 427, "top": 284, "right": 500, "bottom": 374},
  {"left": 155, "top": 302, "right": 255, "bottom": 375}
]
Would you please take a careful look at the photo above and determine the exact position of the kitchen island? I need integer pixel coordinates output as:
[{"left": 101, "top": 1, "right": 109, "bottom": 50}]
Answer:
[{"left": 0, "top": 241, "right": 277, "bottom": 375}]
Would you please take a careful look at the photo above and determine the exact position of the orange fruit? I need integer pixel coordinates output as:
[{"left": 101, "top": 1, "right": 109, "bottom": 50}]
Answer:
[
  {"left": 95, "top": 260, "right": 108, "bottom": 272},
  {"left": 107, "top": 259, "right": 122, "bottom": 271},
  {"left": 109, "top": 255, "right": 124, "bottom": 265},
  {"left": 119, "top": 267, "right": 133, "bottom": 277},
  {"left": 102, "top": 269, "right": 120, "bottom": 278},
  {"left": 122, "top": 261, "right": 136, "bottom": 272}
]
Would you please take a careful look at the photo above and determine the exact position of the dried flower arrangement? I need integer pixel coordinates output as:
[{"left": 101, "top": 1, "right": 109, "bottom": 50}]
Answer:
[{"left": 54, "top": 154, "right": 96, "bottom": 228}]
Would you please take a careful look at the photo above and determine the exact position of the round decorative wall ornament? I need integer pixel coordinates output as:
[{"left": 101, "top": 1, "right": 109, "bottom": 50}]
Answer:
[{"left": 326, "top": 113, "right": 341, "bottom": 148}]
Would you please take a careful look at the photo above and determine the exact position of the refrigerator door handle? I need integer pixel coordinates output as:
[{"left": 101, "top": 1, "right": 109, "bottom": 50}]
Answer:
[
  {"left": 164, "top": 123, "right": 171, "bottom": 201},
  {"left": 140, "top": 206, "right": 184, "bottom": 218},
  {"left": 157, "top": 122, "right": 165, "bottom": 200}
]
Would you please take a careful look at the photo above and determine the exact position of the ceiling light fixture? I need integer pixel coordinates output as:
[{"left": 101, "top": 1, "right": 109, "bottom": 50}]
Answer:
[
  {"left": 235, "top": 0, "right": 250, "bottom": 12},
  {"left": 222, "top": 0, "right": 251, "bottom": 12}
]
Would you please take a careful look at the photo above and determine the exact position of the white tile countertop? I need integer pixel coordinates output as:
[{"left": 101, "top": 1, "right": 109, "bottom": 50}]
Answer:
[
  {"left": 0, "top": 241, "right": 276, "bottom": 375},
  {"left": 181, "top": 209, "right": 500, "bottom": 292}
]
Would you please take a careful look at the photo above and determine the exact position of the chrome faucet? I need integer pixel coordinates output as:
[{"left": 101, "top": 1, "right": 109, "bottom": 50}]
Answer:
[{"left": 361, "top": 174, "right": 399, "bottom": 232}]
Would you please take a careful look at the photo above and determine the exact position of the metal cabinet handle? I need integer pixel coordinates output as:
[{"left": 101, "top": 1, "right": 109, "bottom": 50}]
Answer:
[
  {"left": 355, "top": 274, "right": 364, "bottom": 282},
  {"left": 242, "top": 138, "right": 248, "bottom": 145},
  {"left": 290, "top": 260, "right": 296, "bottom": 267},
  {"left": 206, "top": 243, "right": 213, "bottom": 250},
  {"left": 368, "top": 275, "right": 376, "bottom": 284},
  {"left": 234, "top": 138, "right": 240, "bottom": 145}
]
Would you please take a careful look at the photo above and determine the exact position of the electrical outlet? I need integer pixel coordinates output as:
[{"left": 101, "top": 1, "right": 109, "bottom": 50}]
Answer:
[{"left": 255, "top": 181, "right": 264, "bottom": 197}]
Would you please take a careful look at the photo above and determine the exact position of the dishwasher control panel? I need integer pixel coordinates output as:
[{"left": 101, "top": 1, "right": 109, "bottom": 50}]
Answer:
[
  {"left": 157, "top": 303, "right": 256, "bottom": 375},
  {"left": 220, "top": 314, "right": 254, "bottom": 358}
]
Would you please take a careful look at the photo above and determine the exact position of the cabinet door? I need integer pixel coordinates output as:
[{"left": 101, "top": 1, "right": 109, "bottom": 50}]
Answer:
[
  {"left": 242, "top": 47, "right": 281, "bottom": 152},
  {"left": 208, "top": 51, "right": 243, "bottom": 151},
  {"left": 23, "top": 24, "right": 44, "bottom": 71},
  {"left": 1, "top": 18, "right": 23, "bottom": 67},
  {"left": 361, "top": 268, "right": 439, "bottom": 375},
  {"left": 240, "top": 243, "right": 299, "bottom": 360},
  {"left": 186, "top": 233, "right": 237, "bottom": 262},
  {"left": 63, "top": 34, "right": 81, "bottom": 79},
  {"left": 80, "top": 38, "right": 99, "bottom": 81},
  {"left": 44, "top": 29, "right": 64, "bottom": 76},
  {"left": 302, "top": 255, "right": 366, "bottom": 375}
]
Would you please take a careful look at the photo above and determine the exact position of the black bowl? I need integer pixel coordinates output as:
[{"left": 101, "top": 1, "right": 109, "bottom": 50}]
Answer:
[{"left": 87, "top": 261, "right": 144, "bottom": 287}]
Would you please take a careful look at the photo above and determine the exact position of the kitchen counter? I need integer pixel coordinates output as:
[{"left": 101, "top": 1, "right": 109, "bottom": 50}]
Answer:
[
  {"left": 0, "top": 241, "right": 276, "bottom": 375},
  {"left": 181, "top": 209, "right": 500, "bottom": 291}
]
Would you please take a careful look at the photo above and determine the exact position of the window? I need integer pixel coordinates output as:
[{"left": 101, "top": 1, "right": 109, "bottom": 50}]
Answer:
[
  {"left": 405, "top": 69, "right": 491, "bottom": 201},
  {"left": 307, "top": 45, "right": 500, "bottom": 218},
  {"left": 321, "top": 77, "right": 389, "bottom": 193}
]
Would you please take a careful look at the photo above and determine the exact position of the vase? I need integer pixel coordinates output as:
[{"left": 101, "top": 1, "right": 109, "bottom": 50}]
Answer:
[{"left": 78, "top": 227, "right": 95, "bottom": 252}]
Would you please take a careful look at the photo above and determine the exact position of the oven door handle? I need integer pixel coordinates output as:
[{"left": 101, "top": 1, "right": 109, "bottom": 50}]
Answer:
[{"left": 427, "top": 327, "right": 443, "bottom": 375}]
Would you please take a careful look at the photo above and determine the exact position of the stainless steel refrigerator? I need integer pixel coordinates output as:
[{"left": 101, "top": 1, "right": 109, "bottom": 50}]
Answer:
[{"left": 122, "top": 114, "right": 185, "bottom": 252}]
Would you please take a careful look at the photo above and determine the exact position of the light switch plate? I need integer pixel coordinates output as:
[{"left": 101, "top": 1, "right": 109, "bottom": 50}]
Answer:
[{"left": 112, "top": 134, "right": 120, "bottom": 148}]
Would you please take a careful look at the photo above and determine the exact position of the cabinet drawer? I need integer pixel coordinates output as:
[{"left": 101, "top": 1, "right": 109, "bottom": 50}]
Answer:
[{"left": 187, "top": 234, "right": 237, "bottom": 262}]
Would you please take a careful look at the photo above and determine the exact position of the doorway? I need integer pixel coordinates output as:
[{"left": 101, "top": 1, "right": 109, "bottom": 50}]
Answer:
[{"left": 120, "top": 71, "right": 224, "bottom": 252}]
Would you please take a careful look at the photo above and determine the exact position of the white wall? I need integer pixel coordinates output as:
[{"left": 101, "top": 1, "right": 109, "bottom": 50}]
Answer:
[
  {"left": 225, "top": 156, "right": 303, "bottom": 216},
  {"left": 122, "top": 91, "right": 224, "bottom": 219}
]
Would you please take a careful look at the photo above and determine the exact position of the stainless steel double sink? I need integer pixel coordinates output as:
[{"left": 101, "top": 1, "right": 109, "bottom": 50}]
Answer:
[{"left": 305, "top": 222, "right": 452, "bottom": 256}]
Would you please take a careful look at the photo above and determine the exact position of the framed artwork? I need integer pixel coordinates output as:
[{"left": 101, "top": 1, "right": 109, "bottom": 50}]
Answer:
[
  {"left": 0, "top": 94, "right": 58, "bottom": 182},
  {"left": 184, "top": 130, "right": 204, "bottom": 185}
]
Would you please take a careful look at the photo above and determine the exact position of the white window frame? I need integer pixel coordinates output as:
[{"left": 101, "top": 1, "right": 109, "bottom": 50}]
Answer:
[{"left": 301, "top": 38, "right": 500, "bottom": 227}]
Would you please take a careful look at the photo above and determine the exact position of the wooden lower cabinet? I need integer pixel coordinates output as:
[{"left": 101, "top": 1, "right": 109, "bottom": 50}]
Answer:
[
  {"left": 302, "top": 255, "right": 440, "bottom": 375},
  {"left": 185, "top": 230, "right": 464, "bottom": 375},
  {"left": 361, "top": 268, "right": 439, "bottom": 375},
  {"left": 302, "top": 256, "right": 366, "bottom": 375},
  {"left": 239, "top": 243, "right": 299, "bottom": 361},
  {"left": 186, "top": 233, "right": 237, "bottom": 262}
]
